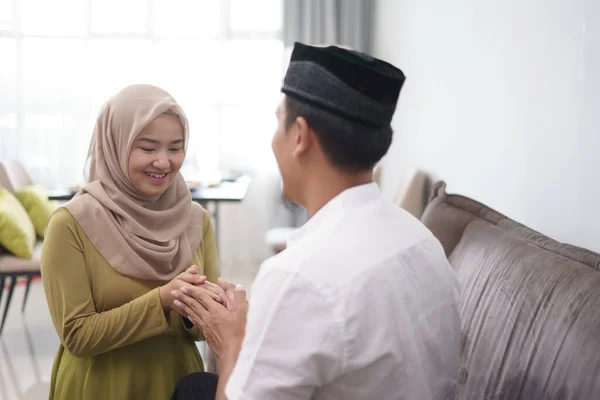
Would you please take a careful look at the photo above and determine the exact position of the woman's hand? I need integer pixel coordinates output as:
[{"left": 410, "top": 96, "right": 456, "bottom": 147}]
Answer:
[{"left": 159, "top": 266, "right": 231, "bottom": 310}]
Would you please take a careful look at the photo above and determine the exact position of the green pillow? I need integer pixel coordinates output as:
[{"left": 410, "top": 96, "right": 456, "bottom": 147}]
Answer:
[
  {"left": 0, "top": 187, "right": 36, "bottom": 258},
  {"left": 16, "top": 185, "right": 58, "bottom": 238}
]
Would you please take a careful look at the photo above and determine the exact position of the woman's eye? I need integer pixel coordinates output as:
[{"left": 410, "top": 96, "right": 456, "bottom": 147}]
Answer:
[
  {"left": 139, "top": 147, "right": 154, "bottom": 153},
  {"left": 170, "top": 147, "right": 183, "bottom": 152}
]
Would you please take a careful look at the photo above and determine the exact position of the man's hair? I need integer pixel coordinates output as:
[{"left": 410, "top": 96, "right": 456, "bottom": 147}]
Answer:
[{"left": 284, "top": 96, "right": 393, "bottom": 172}]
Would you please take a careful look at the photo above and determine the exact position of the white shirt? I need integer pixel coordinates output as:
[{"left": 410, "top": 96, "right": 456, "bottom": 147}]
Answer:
[{"left": 226, "top": 183, "right": 461, "bottom": 400}]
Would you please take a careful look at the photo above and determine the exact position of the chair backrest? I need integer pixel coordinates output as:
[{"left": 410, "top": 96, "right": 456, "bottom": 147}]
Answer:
[
  {"left": 372, "top": 163, "right": 383, "bottom": 187},
  {"left": 0, "top": 162, "right": 15, "bottom": 193},
  {"left": 4, "top": 160, "right": 34, "bottom": 190},
  {"left": 393, "top": 168, "right": 428, "bottom": 218}
]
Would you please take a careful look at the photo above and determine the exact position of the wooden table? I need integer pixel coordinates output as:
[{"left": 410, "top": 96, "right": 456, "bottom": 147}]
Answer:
[{"left": 48, "top": 175, "right": 252, "bottom": 247}]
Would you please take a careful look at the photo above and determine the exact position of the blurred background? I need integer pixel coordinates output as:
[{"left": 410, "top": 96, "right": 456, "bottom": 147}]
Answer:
[{"left": 0, "top": 0, "right": 285, "bottom": 184}]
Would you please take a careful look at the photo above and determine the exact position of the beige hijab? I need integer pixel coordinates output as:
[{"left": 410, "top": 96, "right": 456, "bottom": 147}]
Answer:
[{"left": 65, "top": 84, "right": 204, "bottom": 281}]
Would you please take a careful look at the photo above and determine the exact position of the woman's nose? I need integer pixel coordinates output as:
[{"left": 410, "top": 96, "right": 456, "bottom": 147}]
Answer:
[{"left": 152, "top": 156, "right": 170, "bottom": 170}]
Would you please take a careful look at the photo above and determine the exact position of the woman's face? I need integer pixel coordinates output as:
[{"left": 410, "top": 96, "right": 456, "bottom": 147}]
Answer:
[{"left": 128, "top": 114, "right": 185, "bottom": 196}]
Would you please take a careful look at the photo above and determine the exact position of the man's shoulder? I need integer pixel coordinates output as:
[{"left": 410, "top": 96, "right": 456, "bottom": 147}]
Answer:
[
  {"left": 256, "top": 252, "right": 319, "bottom": 286},
  {"left": 255, "top": 200, "right": 441, "bottom": 293},
  {"left": 254, "top": 250, "right": 343, "bottom": 302}
]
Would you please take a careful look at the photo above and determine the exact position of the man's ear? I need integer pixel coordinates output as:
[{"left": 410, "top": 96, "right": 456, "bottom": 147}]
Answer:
[{"left": 293, "top": 116, "right": 313, "bottom": 158}]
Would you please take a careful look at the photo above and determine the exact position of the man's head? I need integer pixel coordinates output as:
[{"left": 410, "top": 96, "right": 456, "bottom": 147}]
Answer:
[{"left": 272, "top": 43, "right": 405, "bottom": 207}]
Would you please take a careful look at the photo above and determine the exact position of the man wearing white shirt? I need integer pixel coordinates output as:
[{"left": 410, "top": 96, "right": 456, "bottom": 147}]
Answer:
[{"left": 170, "top": 42, "right": 461, "bottom": 400}]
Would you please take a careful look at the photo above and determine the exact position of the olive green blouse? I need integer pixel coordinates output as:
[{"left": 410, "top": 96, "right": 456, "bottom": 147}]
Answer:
[{"left": 41, "top": 205, "right": 219, "bottom": 400}]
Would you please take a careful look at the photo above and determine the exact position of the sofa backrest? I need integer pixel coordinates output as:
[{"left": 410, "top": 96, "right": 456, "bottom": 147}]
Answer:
[{"left": 421, "top": 182, "right": 600, "bottom": 400}]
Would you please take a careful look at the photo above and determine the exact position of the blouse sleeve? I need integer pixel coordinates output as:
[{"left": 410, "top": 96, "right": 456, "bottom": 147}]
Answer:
[{"left": 41, "top": 208, "right": 175, "bottom": 358}]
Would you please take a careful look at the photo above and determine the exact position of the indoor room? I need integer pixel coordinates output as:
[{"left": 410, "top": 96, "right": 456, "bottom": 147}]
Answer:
[{"left": 1, "top": 0, "right": 599, "bottom": 399}]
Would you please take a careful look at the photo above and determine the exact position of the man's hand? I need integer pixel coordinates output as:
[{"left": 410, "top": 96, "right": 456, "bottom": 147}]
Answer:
[
  {"left": 171, "top": 284, "right": 248, "bottom": 358},
  {"left": 218, "top": 277, "right": 240, "bottom": 311}
]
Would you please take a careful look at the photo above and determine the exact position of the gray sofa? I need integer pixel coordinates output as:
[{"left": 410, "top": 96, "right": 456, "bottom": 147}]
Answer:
[{"left": 421, "top": 182, "right": 600, "bottom": 400}]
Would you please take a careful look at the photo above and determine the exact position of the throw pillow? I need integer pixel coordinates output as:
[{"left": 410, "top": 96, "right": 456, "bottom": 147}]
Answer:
[
  {"left": 0, "top": 188, "right": 36, "bottom": 258},
  {"left": 16, "top": 185, "right": 58, "bottom": 238}
]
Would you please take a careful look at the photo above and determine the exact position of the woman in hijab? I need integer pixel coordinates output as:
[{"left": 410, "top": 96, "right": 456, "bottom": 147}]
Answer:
[{"left": 41, "top": 84, "right": 226, "bottom": 399}]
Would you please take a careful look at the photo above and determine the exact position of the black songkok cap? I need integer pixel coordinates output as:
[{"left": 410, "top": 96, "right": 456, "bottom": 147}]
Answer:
[{"left": 281, "top": 42, "right": 406, "bottom": 128}]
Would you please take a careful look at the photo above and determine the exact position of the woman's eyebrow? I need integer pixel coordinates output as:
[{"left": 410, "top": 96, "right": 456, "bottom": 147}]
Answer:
[
  {"left": 137, "top": 137, "right": 159, "bottom": 144},
  {"left": 136, "top": 138, "right": 184, "bottom": 144}
]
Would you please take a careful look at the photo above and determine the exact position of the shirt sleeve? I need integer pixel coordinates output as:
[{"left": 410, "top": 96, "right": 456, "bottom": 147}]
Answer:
[
  {"left": 225, "top": 264, "right": 343, "bottom": 400},
  {"left": 182, "top": 208, "right": 220, "bottom": 342},
  {"left": 41, "top": 208, "right": 175, "bottom": 358}
]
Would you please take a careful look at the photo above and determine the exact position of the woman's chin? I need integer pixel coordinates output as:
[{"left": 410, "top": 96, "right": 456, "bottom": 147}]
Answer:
[{"left": 136, "top": 183, "right": 169, "bottom": 197}]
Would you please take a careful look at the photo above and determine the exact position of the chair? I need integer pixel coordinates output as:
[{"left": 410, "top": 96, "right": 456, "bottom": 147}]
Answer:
[
  {"left": 393, "top": 168, "right": 428, "bottom": 218},
  {"left": 0, "top": 161, "right": 41, "bottom": 334},
  {"left": 4, "top": 160, "right": 34, "bottom": 190},
  {"left": 265, "top": 227, "right": 296, "bottom": 254}
]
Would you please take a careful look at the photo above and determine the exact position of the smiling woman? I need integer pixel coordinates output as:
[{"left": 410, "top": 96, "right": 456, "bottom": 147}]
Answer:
[
  {"left": 40, "top": 84, "right": 225, "bottom": 400},
  {"left": 129, "top": 113, "right": 186, "bottom": 196}
]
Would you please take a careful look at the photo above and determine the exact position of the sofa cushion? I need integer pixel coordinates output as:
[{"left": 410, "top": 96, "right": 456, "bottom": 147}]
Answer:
[
  {"left": 421, "top": 182, "right": 600, "bottom": 400},
  {"left": 0, "top": 187, "right": 36, "bottom": 258},
  {"left": 16, "top": 184, "right": 58, "bottom": 238}
]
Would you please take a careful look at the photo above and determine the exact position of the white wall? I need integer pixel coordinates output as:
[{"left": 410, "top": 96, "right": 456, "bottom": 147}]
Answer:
[{"left": 372, "top": 0, "right": 600, "bottom": 252}]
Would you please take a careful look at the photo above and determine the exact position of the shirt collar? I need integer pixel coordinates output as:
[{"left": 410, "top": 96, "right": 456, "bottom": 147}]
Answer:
[{"left": 287, "top": 182, "right": 380, "bottom": 248}]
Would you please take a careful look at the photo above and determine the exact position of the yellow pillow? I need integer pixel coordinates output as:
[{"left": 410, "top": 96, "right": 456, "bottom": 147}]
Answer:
[
  {"left": 0, "top": 188, "right": 36, "bottom": 258},
  {"left": 16, "top": 185, "right": 58, "bottom": 238}
]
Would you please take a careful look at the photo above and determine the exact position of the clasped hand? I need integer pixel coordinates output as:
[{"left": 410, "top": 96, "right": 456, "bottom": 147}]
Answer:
[
  {"left": 171, "top": 277, "right": 248, "bottom": 358},
  {"left": 159, "top": 266, "right": 233, "bottom": 311},
  {"left": 159, "top": 266, "right": 248, "bottom": 357}
]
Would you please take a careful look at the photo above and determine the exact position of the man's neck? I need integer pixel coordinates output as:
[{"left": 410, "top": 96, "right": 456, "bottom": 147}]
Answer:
[{"left": 303, "top": 169, "right": 374, "bottom": 217}]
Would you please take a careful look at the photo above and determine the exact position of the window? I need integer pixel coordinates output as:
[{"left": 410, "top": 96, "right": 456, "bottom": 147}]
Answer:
[{"left": 0, "top": 0, "right": 284, "bottom": 187}]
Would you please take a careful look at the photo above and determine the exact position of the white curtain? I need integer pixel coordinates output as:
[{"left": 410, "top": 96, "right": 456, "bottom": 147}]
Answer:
[
  {"left": 283, "top": 0, "right": 374, "bottom": 53},
  {"left": 0, "top": 0, "right": 291, "bottom": 280}
]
